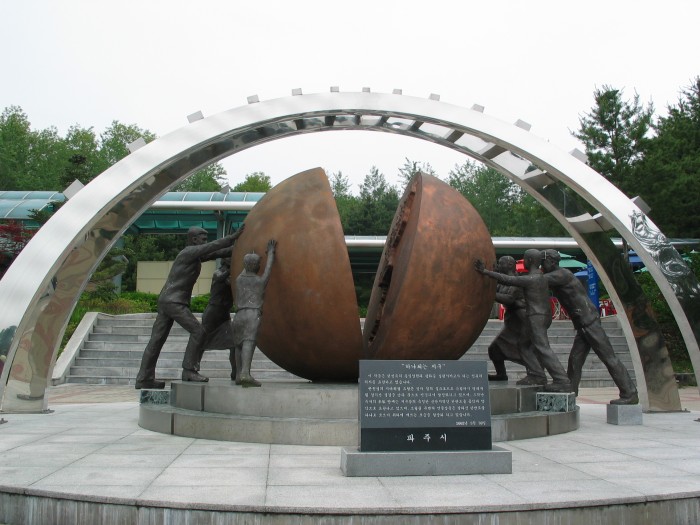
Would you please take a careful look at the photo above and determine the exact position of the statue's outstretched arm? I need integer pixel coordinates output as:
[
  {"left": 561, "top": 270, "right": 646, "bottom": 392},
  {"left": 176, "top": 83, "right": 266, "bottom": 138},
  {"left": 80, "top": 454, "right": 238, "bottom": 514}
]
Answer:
[
  {"left": 199, "top": 224, "right": 246, "bottom": 261},
  {"left": 261, "top": 239, "right": 277, "bottom": 285}
]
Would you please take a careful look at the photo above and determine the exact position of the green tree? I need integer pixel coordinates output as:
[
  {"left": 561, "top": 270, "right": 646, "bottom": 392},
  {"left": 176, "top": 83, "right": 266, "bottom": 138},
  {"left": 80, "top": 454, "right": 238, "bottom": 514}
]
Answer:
[
  {"left": 447, "top": 160, "right": 518, "bottom": 234},
  {"left": 97, "top": 121, "right": 157, "bottom": 173},
  {"left": 329, "top": 170, "right": 353, "bottom": 198},
  {"left": 574, "top": 86, "right": 653, "bottom": 194},
  {"left": 344, "top": 167, "right": 399, "bottom": 235},
  {"left": 0, "top": 106, "right": 32, "bottom": 189},
  {"left": 61, "top": 125, "right": 102, "bottom": 187},
  {"left": 0, "top": 110, "right": 159, "bottom": 191},
  {"left": 328, "top": 170, "right": 359, "bottom": 233},
  {"left": 633, "top": 78, "right": 700, "bottom": 237},
  {"left": 231, "top": 172, "right": 272, "bottom": 192},
  {"left": 397, "top": 158, "right": 437, "bottom": 188},
  {"left": 26, "top": 126, "right": 66, "bottom": 189},
  {"left": 120, "top": 233, "right": 186, "bottom": 291},
  {"left": 447, "top": 159, "right": 565, "bottom": 236},
  {"left": 509, "top": 192, "right": 567, "bottom": 237},
  {"left": 86, "top": 249, "right": 129, "bottom": 300},
  {"left": 174, "top": 163, "right": 227, "bottom": 192}
]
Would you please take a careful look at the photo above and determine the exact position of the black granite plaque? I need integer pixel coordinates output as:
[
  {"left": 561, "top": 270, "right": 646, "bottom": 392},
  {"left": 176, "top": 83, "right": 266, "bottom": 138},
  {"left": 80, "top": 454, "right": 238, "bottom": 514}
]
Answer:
[{"left": 359, "top": 360, "right": 492, "bottom": 452}]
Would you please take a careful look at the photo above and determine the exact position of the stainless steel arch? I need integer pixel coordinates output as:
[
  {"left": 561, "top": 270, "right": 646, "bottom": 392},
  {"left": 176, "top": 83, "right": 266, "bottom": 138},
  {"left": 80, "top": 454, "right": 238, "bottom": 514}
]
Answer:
[{"left": 1, "top": 91, "right": 697, "bottom": 412}]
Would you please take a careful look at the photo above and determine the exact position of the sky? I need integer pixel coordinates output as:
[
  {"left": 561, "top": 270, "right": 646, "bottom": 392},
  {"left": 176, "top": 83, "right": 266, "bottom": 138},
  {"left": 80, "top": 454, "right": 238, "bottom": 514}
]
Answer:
[{"left": 1, "top": 0, "right": 698, "bottom": 193}]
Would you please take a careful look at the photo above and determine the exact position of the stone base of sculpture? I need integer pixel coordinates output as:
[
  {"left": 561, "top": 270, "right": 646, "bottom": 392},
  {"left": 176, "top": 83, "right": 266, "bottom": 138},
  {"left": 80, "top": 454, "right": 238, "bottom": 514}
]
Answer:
[{"left": 138, "top": 381, "right": 579, "bottom": 445}]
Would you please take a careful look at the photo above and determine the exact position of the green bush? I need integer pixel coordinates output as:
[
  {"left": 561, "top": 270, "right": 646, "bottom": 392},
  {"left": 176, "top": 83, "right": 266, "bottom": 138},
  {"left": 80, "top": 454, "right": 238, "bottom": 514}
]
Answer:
[
  {"left": 59, "top": 293, "right": 157, "bottom": 354},
  {"left": 634, "top": 252, "right": 700, "bottom": 373},
  {"left": 190, "top": 294, "right": 211, "bottom": 313},
  {"left": 119, "top": 291, "right": 159, "bottom": 312}
]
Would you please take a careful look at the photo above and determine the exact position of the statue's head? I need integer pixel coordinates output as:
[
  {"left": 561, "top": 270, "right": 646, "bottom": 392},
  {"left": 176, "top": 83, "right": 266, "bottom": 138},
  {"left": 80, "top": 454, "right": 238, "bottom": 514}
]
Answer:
[
  {"left": 497, "top": 256, "right": 516, "bottom": 274},
  {"left": 243, "top": 252, "right": 261, "bottom": 273},
  {"left": 523, "top": 249, "right": 543, "bottom": 268},
  {"left": 541, "top": 249, "right": 561, "bottom": 273},
  {"left": 187, "top": 226, "right": 208, "bottom": 246},
  {"left": 542, "top": 249, "right": 561, "bottom": 262},
  {"left": 523, "top": 248, "right": 542, "bottom": 262}
]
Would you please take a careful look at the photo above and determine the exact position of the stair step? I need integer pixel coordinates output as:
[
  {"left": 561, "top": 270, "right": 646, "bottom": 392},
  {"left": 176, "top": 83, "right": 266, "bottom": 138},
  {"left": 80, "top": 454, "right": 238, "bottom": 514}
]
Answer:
[{"left": 61, "top": 314, "right": 633, "bottom": 388}]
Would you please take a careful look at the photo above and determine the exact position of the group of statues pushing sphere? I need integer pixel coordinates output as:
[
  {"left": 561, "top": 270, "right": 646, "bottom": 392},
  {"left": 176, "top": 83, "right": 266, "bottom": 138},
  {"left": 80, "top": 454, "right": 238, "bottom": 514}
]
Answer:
[
  {"left": 134, "top": 224, "right": 638, "bottom": 406},
  {"left": 135, "top": 224, "right": 276, "bottom": 389},
  {"left": 475, "top": 249, "right": 638, "bottom": 405}
]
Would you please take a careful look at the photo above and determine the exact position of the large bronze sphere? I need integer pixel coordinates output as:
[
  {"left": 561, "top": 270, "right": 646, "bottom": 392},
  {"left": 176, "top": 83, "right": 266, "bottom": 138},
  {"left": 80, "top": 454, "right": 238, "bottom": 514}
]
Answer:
[
  {"left": 232, "top": 169, "right": 496, "bottom": 382},
  {"left": 231, "top": 168, "right": 363, "bottom": 381},
  {"left": 363, "top": 173, "right": 496, "bottom": 360}
]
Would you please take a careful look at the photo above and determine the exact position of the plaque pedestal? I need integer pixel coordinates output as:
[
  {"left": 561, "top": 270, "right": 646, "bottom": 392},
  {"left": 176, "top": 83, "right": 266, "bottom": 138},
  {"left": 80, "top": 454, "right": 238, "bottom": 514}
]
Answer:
[
  {"left": 607, "top": 403, "right": 643, "bottom": 425},
  {"left": 340, "top": 446, "right": 512, "bottom": 477}
]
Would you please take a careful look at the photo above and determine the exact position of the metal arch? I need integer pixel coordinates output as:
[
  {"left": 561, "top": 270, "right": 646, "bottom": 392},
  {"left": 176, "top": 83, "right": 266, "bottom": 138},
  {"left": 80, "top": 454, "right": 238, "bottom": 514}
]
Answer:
[{"left": 0, "top": 90, "right": 697, "bottom": 412}]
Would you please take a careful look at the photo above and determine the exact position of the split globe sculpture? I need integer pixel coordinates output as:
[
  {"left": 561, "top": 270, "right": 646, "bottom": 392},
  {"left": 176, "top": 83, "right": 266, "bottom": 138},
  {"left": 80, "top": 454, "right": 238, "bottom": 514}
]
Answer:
[
  {"left": 0, "top": 90, "right": 698, "bottom": 412},
  {"left": 229, "top": 168, "right": 495, "bottom": 381}
]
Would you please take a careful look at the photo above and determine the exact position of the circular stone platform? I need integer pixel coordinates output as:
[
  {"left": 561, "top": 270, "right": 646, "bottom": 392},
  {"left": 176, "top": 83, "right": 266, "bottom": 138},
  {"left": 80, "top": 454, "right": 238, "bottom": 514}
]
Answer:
[
  {"left": 3, "top": 392, "right": 698, "bottom": 525},
  {"left": 139, "top": 381, "right": 579, "bottom": 445}
]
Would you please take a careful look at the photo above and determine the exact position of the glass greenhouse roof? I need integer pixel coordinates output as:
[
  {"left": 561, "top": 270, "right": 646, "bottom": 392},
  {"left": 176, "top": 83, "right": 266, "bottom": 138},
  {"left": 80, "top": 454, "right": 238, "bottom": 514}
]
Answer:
[
  {"left": 0, "top": 191, "right": 66, "bottom": 221},
  {"left": 0, "top": 191, "right": 261, "bottom": 233}
]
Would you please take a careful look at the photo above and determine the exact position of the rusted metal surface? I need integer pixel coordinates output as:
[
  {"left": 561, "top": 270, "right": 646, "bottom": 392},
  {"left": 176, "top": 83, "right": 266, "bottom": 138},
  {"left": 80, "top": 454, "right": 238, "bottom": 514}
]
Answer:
[
  {"left": 231, "top": 168, "right": 363, "bottom": 381},
  {"left": 364, "top": 173, "right": 496, "bottom": 360}
]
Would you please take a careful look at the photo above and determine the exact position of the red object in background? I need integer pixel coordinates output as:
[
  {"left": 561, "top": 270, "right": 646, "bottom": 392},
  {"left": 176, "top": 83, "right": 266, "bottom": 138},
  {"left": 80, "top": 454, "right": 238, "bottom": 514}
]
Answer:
[
  {"left": 0, "top": 221, "right": 33, "bottom": 278},
  {"left": 515, "top": 259, "right": 527, "bottom": 273},
  {"left": 599, "top": 299, "right": 616, "bottom": 317},
  {"left": 550, "top": 297, "right": 570, "bottom": 320},
  {"left": 497, "top": 296, "right": 616, "bottom": 321},
  {"left": 498, "top": 298, "right": 570, "bottom": 320}
]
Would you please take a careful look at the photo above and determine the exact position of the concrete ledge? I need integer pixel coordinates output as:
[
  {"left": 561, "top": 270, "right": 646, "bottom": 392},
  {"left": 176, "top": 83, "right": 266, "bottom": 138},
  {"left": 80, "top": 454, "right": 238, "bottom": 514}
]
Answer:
[
  {"left": 607, "top": 403, "right": 643, "bottom": 425},
  {"left": 201, "top": 381, "right": 357, "bottom": 418},
  {"left": 548, "top": 406, "right": 580, "bottom": 435},
  {"left": 3, "top": 488, "right": 700, "bottom": 525},
  {"left": 492, "top": 412, "right": 548, "bottom": 441},
  {"left": 140, "top": 404, "right": 359, "bottom": 446},
  {"left": 138, "top": 404, "right": 173, "bottom": 434},
  {"left": 340, "top": 446, "right": 512, "bottom": 476},
  {"left": 172, "top": 382, "right": 205, "bottom": 411},
  {"left": 518, "top": 386, "right": 539, "bottom": 412},
  {"left": 52, "top": 311, "right": 100, "bottom": 385},
  {"left": 139, "top": 383, "right": 580, "bottom": 445},
  {"left": 489, "top": 385, "right": 518, "bottom": 415}
]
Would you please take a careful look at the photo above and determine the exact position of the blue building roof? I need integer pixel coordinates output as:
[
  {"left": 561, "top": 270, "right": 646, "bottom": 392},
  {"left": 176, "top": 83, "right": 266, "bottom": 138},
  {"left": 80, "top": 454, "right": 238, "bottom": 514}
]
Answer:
[
  {"left": 0, "top": 191, "right": 66, "bottom": 226},
  {"left": 0, "top": 191, "right": 262, "bottom": 233}
]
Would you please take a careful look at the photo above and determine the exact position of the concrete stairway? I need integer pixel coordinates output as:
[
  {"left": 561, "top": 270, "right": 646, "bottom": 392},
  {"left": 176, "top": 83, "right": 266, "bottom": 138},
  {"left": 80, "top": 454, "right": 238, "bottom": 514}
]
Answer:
[
  {"left": 62, "top": 314, "right": 634, "bottom": 388},
  {"left": 65, "top": 314, "right": 300, "bottom": 385}
]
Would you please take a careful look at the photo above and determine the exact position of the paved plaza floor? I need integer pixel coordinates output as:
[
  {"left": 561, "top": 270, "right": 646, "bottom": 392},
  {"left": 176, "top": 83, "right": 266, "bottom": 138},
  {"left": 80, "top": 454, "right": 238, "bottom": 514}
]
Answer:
[{"left": 0, "top": 383, "right": 699, "bottom": 522}]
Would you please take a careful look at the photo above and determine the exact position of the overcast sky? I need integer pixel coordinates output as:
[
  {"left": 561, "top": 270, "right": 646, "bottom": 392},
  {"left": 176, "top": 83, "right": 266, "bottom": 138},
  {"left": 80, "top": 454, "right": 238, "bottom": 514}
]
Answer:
[{"left": 2, "top": 0, "right": 698, "bottom": 192}]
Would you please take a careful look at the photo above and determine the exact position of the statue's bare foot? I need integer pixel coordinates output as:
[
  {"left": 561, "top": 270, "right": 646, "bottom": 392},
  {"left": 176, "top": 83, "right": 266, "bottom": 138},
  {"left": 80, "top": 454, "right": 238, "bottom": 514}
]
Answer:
[{"left": 240, "top": 374, "right": 261, "bottom": 387}]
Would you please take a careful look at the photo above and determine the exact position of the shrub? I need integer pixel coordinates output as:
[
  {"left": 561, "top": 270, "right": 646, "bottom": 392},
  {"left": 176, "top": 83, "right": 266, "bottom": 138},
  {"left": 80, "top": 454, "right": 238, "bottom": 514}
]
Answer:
[
  {"left": 190, "top": 294, "right": 211, "bottom": 313},
  {"left": 119, "top": 291, "right": 159, "bottom": 312},
  {"left": 59, "top": 293, "right": 157, "bottom": 354},
  {"left": 634, "top": 252, "right": 700, "bottom": 373}
]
